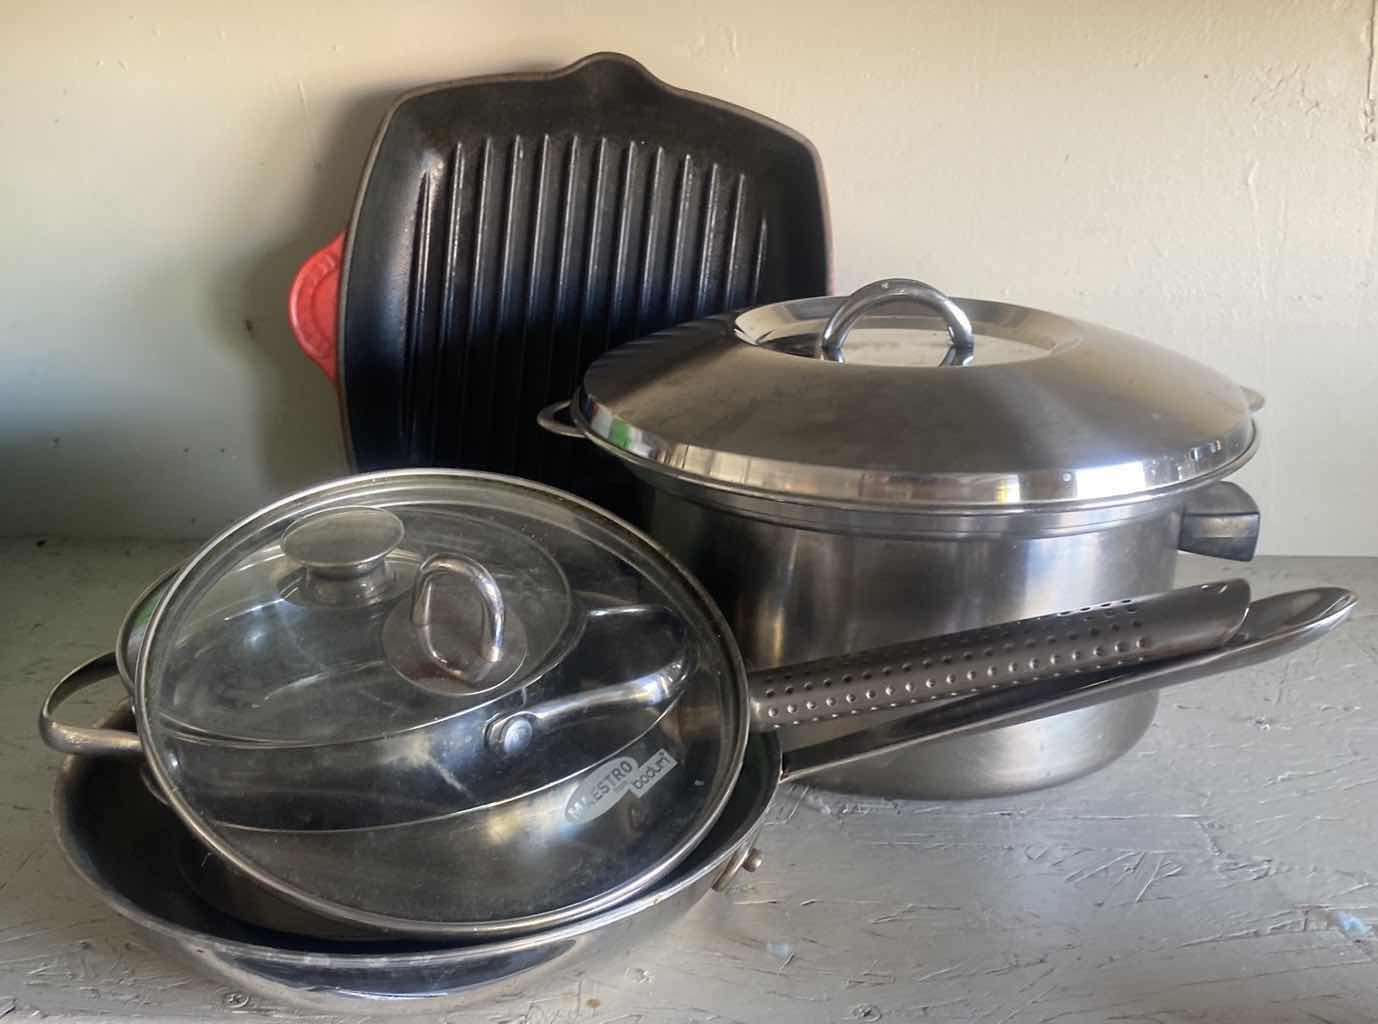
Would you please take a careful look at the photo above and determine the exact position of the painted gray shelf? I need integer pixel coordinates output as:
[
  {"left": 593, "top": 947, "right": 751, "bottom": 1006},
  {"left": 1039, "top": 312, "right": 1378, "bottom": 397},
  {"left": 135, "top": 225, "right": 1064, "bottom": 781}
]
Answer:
[{"left": 4, "top": 539, "right": 1376, "bottom": 1023}]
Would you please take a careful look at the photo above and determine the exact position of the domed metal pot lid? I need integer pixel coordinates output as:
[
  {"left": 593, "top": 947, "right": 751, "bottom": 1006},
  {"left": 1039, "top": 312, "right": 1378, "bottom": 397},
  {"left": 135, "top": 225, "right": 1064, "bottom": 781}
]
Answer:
[{"left": 574, "top": 278, "right": 1261, "bottom": 510}]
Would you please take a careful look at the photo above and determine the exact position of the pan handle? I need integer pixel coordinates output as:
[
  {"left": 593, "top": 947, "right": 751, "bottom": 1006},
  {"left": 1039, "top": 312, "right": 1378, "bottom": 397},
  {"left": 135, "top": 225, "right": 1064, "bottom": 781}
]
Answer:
[
  {"left": 1177, "top": 481, "right": 1260, "bottom": 562},
  {"left": 748, "top": 580, "right": 1251, "bottom": 731},
  {"left": 779, "top": 586, "right": 1356, "bottom": 781},
  {"left": 38, "top": 653, "right": 145, "bottom": 758},
  {"left": 287, "top": 232, "right": 344, "bottom": 383},
  {"left": 485, "top": 605, "right": 692, "bottom": 755}
]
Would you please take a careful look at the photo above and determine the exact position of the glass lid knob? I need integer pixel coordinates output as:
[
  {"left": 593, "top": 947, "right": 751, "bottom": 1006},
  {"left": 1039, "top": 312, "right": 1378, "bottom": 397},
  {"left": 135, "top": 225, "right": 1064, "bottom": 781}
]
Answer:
[{"left": 282, "top": 506, "right": 405, "bottom": 606}]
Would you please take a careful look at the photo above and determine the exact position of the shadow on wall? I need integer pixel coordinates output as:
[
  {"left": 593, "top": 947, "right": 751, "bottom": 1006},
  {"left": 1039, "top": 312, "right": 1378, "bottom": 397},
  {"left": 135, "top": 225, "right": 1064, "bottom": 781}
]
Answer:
[{"left": 203, "top": 84, "right": 409, "bottom": 495}]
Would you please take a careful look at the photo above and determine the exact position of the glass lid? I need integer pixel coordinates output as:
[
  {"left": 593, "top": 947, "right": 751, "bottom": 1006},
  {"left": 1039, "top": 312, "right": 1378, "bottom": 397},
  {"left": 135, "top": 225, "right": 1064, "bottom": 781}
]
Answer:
[
  {"left": 150, "top": 502, "right": 573, "bottom": 745},
  {"left": 576, "top": 278, "right": 1259, "bottom": 510},
  {"left": 132, "top": 471, "right": 746, "bottom": 936}
]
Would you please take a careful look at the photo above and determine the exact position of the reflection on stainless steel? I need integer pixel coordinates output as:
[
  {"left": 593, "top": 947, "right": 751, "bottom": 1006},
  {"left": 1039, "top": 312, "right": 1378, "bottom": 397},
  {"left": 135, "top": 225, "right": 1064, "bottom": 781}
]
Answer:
[{"left": 640, "top": 484, "right": 1195, "bottom": 796}]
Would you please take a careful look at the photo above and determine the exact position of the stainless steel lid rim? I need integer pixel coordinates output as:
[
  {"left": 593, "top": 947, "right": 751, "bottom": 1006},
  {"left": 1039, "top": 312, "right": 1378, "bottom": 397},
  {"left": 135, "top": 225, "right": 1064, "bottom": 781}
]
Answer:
[
  {"left": 582, "top": 394, "right": 1260, "bottom": 520},
  {"left": 623, "top": 465, "right": 1248, "bottom": 539}
]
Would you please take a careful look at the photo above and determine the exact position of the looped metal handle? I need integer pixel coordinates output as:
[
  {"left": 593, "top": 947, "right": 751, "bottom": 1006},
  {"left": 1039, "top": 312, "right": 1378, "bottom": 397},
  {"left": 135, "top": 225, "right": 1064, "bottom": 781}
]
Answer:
[
  {"left": 412, "top": 554, "right": 507, "bottom": 676},
  {"left": 485, "top": 605, "right": 691, "bottom": 755},
  {"left": 38, "top": 652, "right": 145, "bottom": 758},
  {"left": 819, "top": 279, "right": 976, "bottom": 366},
  {"left": 536, "top": 400, "right": 584, "bottom": 438}
]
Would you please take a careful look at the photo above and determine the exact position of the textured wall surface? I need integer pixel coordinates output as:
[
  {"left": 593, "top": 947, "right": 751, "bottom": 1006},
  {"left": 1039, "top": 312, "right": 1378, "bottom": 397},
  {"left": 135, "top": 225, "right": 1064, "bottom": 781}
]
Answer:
[{"left": 3, "top": 1, "right": 1376, "bottom": 552}]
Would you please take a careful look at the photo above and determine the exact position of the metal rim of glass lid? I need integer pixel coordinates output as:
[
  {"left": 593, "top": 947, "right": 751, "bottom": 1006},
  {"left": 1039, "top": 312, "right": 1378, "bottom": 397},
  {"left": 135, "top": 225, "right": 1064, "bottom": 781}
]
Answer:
[
  {"left": 133, "top": 470, "right": 746, "bottom": 938},
  {"left": 574, "top": 278, "right": 1259, "bottom": 511}
]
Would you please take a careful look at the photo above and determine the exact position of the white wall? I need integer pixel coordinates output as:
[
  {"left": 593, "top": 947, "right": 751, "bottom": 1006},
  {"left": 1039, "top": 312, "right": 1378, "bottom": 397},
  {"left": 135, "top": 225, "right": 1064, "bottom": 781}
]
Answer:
[{"left": 3, "top": 0, "right": 1375, "bottom": 554}]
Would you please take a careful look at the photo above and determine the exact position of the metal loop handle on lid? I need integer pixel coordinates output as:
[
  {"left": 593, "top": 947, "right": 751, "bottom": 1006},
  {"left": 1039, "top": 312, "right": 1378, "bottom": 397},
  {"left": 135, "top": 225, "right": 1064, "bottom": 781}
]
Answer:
[
  {"left": 819, "top": 278, "right": 976, "bottom": 366},
  {"left": 412, "top": 554, "right": 507, "bottom": 676}
]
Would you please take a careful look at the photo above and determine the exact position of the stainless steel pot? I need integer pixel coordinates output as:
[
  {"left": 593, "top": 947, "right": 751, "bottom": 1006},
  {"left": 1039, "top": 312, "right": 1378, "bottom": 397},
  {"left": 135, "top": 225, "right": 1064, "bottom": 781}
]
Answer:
[
  {"left": 638, "top": 482, "right": 1259, "bottom": 797},
  {"left": 546, "top": 277, "right": 1267, "bottom": 797},
  {"left": 53, "top": 586, "right": 1354, "bottom": 1011}
]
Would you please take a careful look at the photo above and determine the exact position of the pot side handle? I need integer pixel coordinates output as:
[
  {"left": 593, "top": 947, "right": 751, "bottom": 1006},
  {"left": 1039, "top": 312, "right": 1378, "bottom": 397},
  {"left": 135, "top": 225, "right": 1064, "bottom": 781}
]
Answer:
[
  {"left": 1178, "top": 481, "right": 1260, "bottom": 561},
  {"left": 38, "top": 653, "right": 144, "bottom": 758},
  {"left": 536, "top": 400, "right": 585, "bottom": 439}
]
